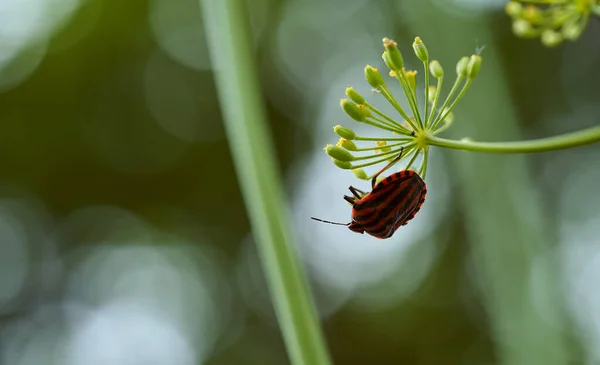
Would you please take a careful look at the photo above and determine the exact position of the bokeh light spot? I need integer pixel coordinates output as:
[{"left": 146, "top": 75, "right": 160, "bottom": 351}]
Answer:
[{"left": 0, "top": 203, "right": 29, "bottom": 310}]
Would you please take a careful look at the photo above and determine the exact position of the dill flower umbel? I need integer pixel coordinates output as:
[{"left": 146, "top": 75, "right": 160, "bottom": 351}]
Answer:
[{"left": 324, "top": 37, "right": 482, "bottom": 184}]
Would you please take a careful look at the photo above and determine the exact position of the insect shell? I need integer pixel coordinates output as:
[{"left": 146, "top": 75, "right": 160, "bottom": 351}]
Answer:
[{"left": 311, "top": 169, "right": 427, "bottom": 239}]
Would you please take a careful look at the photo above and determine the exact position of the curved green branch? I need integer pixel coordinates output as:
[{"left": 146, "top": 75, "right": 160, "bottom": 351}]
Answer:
[{"left": 426, "top": 125, "right": 600, "bottom": 153}]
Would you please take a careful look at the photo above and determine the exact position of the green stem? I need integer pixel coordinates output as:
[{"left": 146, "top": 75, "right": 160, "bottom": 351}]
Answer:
[
  {"left": 578, "top": 13, "right": 590, "bottom": 33},
  {"left": 430, "top": 74, "right": 464, "bottom": 129},
  {"left": 553, "top": 8, "right": 579, "bottom": 26},
  {"left": 362, "top": 118, "right": 405, "bottom": 134},
  {"left": 426, "top": 125, "right": 600, "bottom": 153},
  {"left": 353, "top": 141, "right": 407, "bottom": 152},
  {"left": 365, "top": 102, "right": 410, "bottom": 133},
  {"left": 200, "top": 1, "right": 332, "bottom": 364},
  {"left": 420, "top": 147, "right": 429, "bottom": 179},
  {"left": 355, "top": 136, "right": 413, "bottom": 142},
  {"left": 432, "top": 117, "right": 453, "bottom": 135},
  {"left": 367, "top": 115, "right": 409, "bottom": 134},
  {"left": 378, "top": 85, "right": 420, "bottom": 131},
  {"left": 427, "top": 76, "right": 443, "bottom": 127},
  {"left": 431, "top": 78, "right": 472, "bottom": 131},
  {"left": 366, "top": 145, "right": 419, "bottom": 179},
  {"left": 403, "top": 148, "right": 421, "bottom": 171},
  {"left": 352, "top": 143, "right": 417, "bottom": 169},
  {"left": 423, "top": 61, "right": 430, "bottom": 126},
  {"left": 397, "top": 69, "right": 423, "bottom": 128},
  {"left": 353, "top": 147, "right": 402, "bottom": 161}
]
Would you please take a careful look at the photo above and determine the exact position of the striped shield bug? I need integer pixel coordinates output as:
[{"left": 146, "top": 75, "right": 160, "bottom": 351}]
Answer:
[{"left": 311, "top": 148, "right": 427, "bottom": 239}]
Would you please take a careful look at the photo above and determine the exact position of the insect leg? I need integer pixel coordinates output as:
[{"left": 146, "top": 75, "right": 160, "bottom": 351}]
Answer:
[
  {"left": 371, "top": 146, "right": 404, "bottom": 189},
  {"left": 348, "top": 186, "right": 365, "bottom": 198},
  {"left": 344, "top": 195, "right": 356, "bottom": 204}
]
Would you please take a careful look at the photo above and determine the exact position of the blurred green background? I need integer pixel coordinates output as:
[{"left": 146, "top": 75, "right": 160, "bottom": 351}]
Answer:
[{"left": 1, "top": 0, "right": 600, "bottom": 364}]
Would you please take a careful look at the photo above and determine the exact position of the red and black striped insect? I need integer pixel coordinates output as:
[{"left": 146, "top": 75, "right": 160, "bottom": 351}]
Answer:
[{"left": 311, "top": 149, "right": 427, "bottom": 239}]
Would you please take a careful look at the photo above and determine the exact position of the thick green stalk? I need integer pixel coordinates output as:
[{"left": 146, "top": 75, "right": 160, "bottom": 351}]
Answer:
[
  {"left": 426, "top": 125, "right": 600, "bottom": 153},
  {"left": 200, "top": 1, "right": 332, "bottom": 364}
]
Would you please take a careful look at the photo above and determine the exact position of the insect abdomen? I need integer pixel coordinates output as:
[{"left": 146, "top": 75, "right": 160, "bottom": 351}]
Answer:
[{"left": 351, "top": 171, "right": 427, "bottom": 239}]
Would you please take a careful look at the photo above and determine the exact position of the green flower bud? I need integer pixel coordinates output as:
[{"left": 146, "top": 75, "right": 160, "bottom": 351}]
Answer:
[
  {"left": 512, "top": 19, "right": 536, "bottom": 38},
  {"left": 331, "top": 157, "right": 353, "bottom": 170},
  {"left": 429, "top": 60, "right": 443, "bottom": 78},
  {"left": 382, "top": 51, "right": 393, "bottom": 72},
  {"left": 359, "top": 104, "right": 372, "bottom": 117},
  {"left": 541, "top": 30, "right": 563, "bottom": 47},
  {"left": 412, "top": 37, "right": 429, "bottom": 63},
  {"left": 353, "top": 168, "right": 368, "bottom": 180},
  {"left": 337, "top": 138, "right": 357, "bottom": 151},
  {"left": 456, "top": 56, "right": 469, "bottom": 77},
  {"left": 325, "top": 144, "right": 355, "bottom": 161},
  {"left": 365, "top": 65, "right": 385, "bottom": 88},
  {"left": 340, "top": 99, "right": 365, "bottom": 122},
  {"left": 428, "top": 85, "right": 436, "bottom": 103},
  {"left": 522, "top": 5, "right": 542, "bottom": 24},
  {"left": 333, "top": 125, "right": 356, "bottom": 140},
  {"left": 442, "top": 108, "right": 455, "bottom": 124},
  {"left": 467, "top": 55, "right": 482, "bottom": 79},
  {"left": 505, "top": 1, "right": 523, "bottom": 17},
  {"left": 345, "top": 87, "right": 365, "bottom": 105},
  {"left": 382, "top": 38, "right": 404, "bottom": 70},
  {"left": 562, "top": 21, "right": 583, "bottom": 41}
]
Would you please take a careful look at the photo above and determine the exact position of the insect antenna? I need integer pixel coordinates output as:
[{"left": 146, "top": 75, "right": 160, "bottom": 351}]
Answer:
[{"left": 310, "top": 217, "right": 350, "bottom": 226}]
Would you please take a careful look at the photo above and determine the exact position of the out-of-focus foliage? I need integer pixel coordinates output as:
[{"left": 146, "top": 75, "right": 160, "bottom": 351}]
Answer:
[
  {"left": 1, "top": 0, "right": 600, "bottom": 364},
  {"left": 505, "top": 0, "right": 600, "bottom": 47}
]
